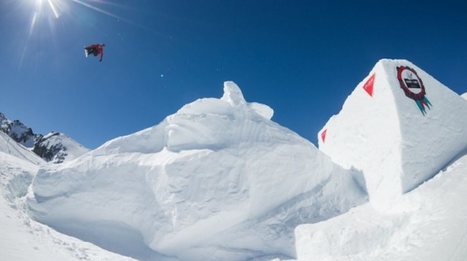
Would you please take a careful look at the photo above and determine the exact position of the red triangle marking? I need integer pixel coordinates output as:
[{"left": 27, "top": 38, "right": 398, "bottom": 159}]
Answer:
[
  {"left": 321, "top": 129, "right": 327, "bottom": 143},
  {"left": 363, "top": 74, "right": 375, "bottom": 97}
]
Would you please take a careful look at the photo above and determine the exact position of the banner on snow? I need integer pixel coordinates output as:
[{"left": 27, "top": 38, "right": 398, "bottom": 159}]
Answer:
[{"left": 397, "top": 66, "right": 432, "bottom": 115}]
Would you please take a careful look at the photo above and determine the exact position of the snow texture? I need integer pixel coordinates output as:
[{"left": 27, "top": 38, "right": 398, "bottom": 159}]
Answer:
[
  {"left": 0, "top": 128, "right": 134, "bottom": 261},
  {"left": 318, "top": 59, "right": 467, "bottom": 207},
  {"left": 295, "top": 154, "right": 467, "bottom": 261},
  {"left": 294, "top": 59, "right": 467, "bottom": 261},
  {"left": 29, "top": 81, "right": 367, "bottom": 261},
  {"left": 3, "top": 60, "right": 466, "bottom": 261},
  {"left": 0, "top": 131, "right": 43, "bottom": 165}
]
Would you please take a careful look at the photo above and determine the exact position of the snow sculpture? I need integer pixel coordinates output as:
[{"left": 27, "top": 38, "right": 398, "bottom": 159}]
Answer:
[{"left": 319, "top": 59, "right": 467, "bottom": 207}]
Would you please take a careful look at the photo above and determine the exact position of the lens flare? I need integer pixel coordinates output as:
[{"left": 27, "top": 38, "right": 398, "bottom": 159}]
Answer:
[
  {"left": 70, "top": 0, "right": 120, "bottom": 20},
  {"left": 69, "top": 0, "right": 144, "bottom": 29},
  {"left": 17, "top": 0, "right": 146, "bottom": 68},
  {"left": 26, "top": 0, "right": 126, "bottom": 21},
  {"left": 47, "top": 0, "right": 60, "bottom": 18}
]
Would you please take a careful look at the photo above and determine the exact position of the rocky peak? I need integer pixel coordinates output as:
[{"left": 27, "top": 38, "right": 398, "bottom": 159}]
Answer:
[
  {"left": 0, "top": 114, "right": 37, "bottom": 148},
  {"left": 0, "top": 112, "right": 6, "bottom": 121},
  {"left": 0, "top": 113, "right": 88, "bottom": 163}
]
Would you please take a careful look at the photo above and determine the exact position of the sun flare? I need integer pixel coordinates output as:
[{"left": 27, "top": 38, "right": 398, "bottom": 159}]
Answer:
[
  {"left": 26, "top": 0, "right": 124, "bottom": 21},
  {"left": 18, "top": 0, "right": 126, "bottom": 68},
  {"left": 28, "top": 0, "right": 60, "bottom": 18}
]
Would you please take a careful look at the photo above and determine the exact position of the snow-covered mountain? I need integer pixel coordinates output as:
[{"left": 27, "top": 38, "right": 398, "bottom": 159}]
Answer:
[
  {"left": 1, "top": 59, "right": 466, "bottom": 261},
  {"left": 33, "top": 131, "right": 89, "bottom": 163},
  {"left": 0, "top": 112, "right": 37, "bottom": 148},
  {"left": 28, "top": 81, "right": 367, "bottom": 261},
  {"left": 0, "top": 113, "right": 89, "bottom": 163}
]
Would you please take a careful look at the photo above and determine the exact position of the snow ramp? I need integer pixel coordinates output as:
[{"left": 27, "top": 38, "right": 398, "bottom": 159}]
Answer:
[{"left": 318, "top": 59, "right": 467, "bottom": 206}]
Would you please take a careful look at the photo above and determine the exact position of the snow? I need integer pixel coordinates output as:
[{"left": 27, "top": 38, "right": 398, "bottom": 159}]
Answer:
[
  {"left": 0, "top": 113, "right": 89, "bottom": 163},
  {"left": 1, "top": 59, "right": 466, "bottom": 261},
  {"left": 0, "top": 131, "right": 43, "bottom": 165},
  {"left": 34, "top": 131, "right": 90, "bottom": 163},
  {"left": 0, "top": 115, "right": 36, "bottom": 148},
  {"left": 318, "top": 59, "right": 467, "bottom": 207},
  {"left": 28, "top": 81, "right": 367, "bottom": 260},
  {"left": 295, "top": 59, "right": 467, "bottom": 260},
  {"left": 0, "top": 132, "right": 135, "bottom": 261},
  {"left": 295, "top": 154, "right": 467, "bottom": 261}
]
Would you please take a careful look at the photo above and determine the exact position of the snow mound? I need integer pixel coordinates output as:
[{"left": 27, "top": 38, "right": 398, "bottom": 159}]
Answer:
[
  {"left": 462, "top": 92, "right": 467, "bottom": 100},
  {"left": 0, "top": 148, "right": 135, "bottom": 261},
  {"left": 29, "top": 81, "right": 367, "bottom": 260},
  {"left": 222, "top": 81, "right": 274, "bottom": 119},
  {"left": 221, "top": 81, "right": 247, "bottom": 106},
  {"left": 295, "top": 154, "right": 467, "bottom": 261},
  {"left": 318, "top": 59, "right": 467, "bottom": 207}
]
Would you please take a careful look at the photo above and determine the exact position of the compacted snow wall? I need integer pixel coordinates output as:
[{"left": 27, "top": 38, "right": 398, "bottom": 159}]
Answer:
[
  {"left": 319, "top": 59, "right": 467, "bottom": 206},
  {"left": 29, "top": 82, "right": 367, "bottom": 261}
]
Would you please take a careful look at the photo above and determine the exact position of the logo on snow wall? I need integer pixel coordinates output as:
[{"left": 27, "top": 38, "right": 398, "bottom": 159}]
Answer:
[
  {"left": 363, "top": 74, "right": 375, "bottom": 97},
  {"left": 321, "top": 129, "right": 327, "bottom": 143},
  {"left": 396, "top": 66, "right": 432, "bottom": 115}
]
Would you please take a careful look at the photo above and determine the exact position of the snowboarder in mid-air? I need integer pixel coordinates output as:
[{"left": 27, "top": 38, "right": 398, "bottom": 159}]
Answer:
[{"left": 84, "top": 44, "right": 105, "bottom": 62}]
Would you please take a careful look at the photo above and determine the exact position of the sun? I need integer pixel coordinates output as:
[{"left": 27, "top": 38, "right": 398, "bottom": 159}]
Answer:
[
  {"left": 23, "top": 0, "right": 128, "bottom": 39},
  {"left": 28, "top": 0, "right": 61, "bottom": 18},
  {"left": 24, "top": 0, "right": 64, "bottom": 42},
  {"left": 26, "top": 0, "right": 124, "bottom": 21},
  {"left": 18, "top": 0, "right": 125, "bottom": 68}
]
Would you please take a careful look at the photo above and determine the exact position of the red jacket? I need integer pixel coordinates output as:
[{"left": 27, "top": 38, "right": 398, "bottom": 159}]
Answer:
[{"left": 87, "top": 44, "right": 104, "bottom": 61}]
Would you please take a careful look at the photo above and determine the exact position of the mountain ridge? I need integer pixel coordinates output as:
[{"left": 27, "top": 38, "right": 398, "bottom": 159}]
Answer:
[{"left": 0, "top": 113, "right": 89, "bottom": 163}]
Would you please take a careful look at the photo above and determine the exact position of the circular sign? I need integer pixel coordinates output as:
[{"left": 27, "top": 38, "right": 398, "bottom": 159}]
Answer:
[{"left": 397, "top": 66, "right": 426, "bottom": 100}]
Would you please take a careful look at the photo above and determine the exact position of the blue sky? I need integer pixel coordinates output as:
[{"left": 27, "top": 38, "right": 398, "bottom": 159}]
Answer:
[{"left": 1, "top": 0, "right": 466, "bottom": 148}]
